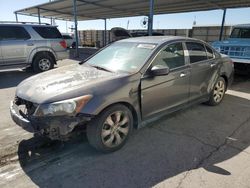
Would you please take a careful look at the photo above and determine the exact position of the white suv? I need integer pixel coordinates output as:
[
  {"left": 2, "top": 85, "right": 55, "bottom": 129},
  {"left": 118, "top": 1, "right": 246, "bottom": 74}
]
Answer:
[{"left": 0, "top": 22, "right": 69, "bottom": 72}]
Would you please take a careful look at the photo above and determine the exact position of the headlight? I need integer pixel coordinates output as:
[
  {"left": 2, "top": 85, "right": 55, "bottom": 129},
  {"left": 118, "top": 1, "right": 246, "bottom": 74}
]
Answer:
[{"left": 34, "top": 95, "right": 92, "bottom": 117}]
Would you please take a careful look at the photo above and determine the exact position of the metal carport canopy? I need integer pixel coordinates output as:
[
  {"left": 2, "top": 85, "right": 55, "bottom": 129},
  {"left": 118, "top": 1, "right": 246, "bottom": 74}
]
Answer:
[
  {"left": 14, "top": 0, "right": 250, "bottom": 57},
  {"left": 15, "top": 0, "right": 250, "bottom": 21}
]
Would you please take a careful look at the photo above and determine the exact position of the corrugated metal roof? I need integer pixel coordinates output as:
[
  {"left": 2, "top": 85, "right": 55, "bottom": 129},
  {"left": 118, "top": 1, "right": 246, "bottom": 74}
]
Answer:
[{"left": 15, "top": 0, "right": 250, "bottom": 21}]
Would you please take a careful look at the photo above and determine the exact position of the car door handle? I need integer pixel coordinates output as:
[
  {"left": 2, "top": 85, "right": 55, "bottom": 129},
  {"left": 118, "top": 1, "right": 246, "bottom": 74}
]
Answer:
[
  {"left": 27, "top": 43, "right": 34, "bottom": 46},
  {"left": 180, "top": 73, "right": 187, "bottom": 78},
  {"left": 210, "top": 63, "right": 216, "bottom": 68}
]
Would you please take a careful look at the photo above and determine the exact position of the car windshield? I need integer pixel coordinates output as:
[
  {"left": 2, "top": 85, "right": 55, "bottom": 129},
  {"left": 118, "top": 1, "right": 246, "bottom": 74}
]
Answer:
[
  {"left": 86, "top": 42, "right": 157, "bottom": 73},
  {"left": 230, "top": 28, "right": 250, "bottom": 39}
]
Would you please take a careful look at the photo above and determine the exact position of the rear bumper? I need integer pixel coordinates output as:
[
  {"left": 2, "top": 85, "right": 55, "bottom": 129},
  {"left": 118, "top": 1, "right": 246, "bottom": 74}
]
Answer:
[
  {"left": 55, "top": 50, "right": 70, "bottom": 60},
  {"left": 231, "top": 58, "right": 250, "bottom": 64},
  {"left": 10, "top": 101, "right": 92, "bottom": 140}
]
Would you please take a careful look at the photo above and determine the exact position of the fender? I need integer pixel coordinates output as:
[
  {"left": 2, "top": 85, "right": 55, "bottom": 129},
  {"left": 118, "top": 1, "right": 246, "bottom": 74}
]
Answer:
[
  {"left": 82, "top": 93, "right": 140, "bottom": 116},
  {"left": 84, "top": 97, "right": 142, "bottom": 129},
  {"left": 27, "top": 47, "right": 57, "bottom": 64}
]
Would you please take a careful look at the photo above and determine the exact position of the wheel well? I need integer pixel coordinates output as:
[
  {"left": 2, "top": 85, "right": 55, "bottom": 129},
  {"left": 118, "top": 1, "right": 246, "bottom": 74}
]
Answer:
[
  {"left": 32, "top": 51, "right": 56, "bottom": 65},
  {"left": 100, "top": 102, "right": 139, "bottom": 129},
  {"left": 220, "top": 75, "right": 228, "bottom": 89}
]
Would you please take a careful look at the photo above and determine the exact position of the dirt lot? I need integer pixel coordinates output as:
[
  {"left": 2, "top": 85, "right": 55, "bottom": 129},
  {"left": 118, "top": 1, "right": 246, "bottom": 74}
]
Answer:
[{"left": 0, "top": 61, "right": 249, "bottom": 188}]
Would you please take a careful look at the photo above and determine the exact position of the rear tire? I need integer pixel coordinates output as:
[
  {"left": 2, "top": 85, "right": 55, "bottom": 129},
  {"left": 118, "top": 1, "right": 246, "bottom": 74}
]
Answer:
[
  {"left": 86, "top": 104, "right": 133, "bottom": 153},
  {"left": 32, "top": 53, "right": 55, "bottom": 73},
  {"left": 206, "top": 77, "right": 226, "bottom": 106}
]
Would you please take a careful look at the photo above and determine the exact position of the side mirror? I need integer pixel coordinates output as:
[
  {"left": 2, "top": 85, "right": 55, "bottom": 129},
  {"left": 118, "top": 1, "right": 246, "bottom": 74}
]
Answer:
[{"left": 150, "top": 65, "right": 170, "bottom": 76}]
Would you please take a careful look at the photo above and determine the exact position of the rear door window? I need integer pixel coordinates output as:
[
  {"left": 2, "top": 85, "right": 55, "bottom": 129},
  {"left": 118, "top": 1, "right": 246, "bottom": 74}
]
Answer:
[
  {"left": 186, "top": 42, "right": 208, "bottom": 63},
  {"left": 33, "top": 27, "right": 62, "bottom": 39},
  {"left": 0, "top": 26, "right": 30, "bottom": 40},
  {"left": 205, "top": 45, "right": 214, "bottom": 59},
  {"left": 152, "top": 42, "right": 185, "bottom": 70}
]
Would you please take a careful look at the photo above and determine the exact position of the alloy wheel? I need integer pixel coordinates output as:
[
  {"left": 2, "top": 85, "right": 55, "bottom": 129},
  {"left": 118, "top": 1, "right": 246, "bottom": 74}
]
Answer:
[
  {"left": 38, "top": 58, "right": 51, "bottom": 71},
  {"left": 213, "top": 80, "right": 225, "bottom": 103},
  {"left": 101, "top": 111, "right": 130, "bottom": 148}
]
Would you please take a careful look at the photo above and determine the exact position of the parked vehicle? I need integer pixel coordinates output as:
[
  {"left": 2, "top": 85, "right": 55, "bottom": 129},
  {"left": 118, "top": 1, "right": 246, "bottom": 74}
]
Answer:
[
  {"left": 0, "top": 22, "right": 69, "bottom": 72},
  {"left": 110, "top": 27, "right": 132, "bottom": 42},
  {"left": 62, "top": 34, "right": 74, "bottom": 48},
  {"left": 212, "top": 24, "right": 250, "bottom": 71},
  {"left": 10, "top": 36, "right": 234, "bottom": 152}
]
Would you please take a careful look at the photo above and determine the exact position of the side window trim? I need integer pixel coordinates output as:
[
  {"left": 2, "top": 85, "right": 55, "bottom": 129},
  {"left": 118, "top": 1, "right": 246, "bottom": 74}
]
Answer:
[
  {"left": 142, "top": 41, "right": 190, "bottom": 77},
  {"left": 167, "top": 42, "right": 190, "bottom": 72},
  {"left": 148, "top": 41, "right": 187, "bottom": 71},
  {"left": 185, "top": 41, "right": 209, "bottom": 64},
  {"left": 32, "top": 26, "right": 62, "bottom": 39},
  {"left": 0, "top": 26, "right": 31, "bottom": 41},
  {"left": 205, "top": 45, "right": 215, "bottom": 60},
  {"left": 167, "top": 64, "right": 190, "bottom": 72}
]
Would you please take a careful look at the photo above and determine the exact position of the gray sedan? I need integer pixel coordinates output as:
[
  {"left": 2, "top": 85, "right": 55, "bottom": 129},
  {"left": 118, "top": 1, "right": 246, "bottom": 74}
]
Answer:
[{"left": 10, "top": 36, "right": 234, "bottom": 152}]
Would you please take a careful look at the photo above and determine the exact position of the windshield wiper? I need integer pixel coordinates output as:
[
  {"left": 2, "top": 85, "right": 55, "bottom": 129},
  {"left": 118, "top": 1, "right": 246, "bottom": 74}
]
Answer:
[
  {"left": 79, "top": 60, "right": 86, "bottom": 65},
  {"left": 91, "top": 65, "right": 113, "bottom": 73}
]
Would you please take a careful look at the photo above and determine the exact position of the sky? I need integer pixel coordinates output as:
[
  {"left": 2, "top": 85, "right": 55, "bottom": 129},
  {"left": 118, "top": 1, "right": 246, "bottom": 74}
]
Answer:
[{"left": 0, "top": 0, "right": 250, "bottom": 33}]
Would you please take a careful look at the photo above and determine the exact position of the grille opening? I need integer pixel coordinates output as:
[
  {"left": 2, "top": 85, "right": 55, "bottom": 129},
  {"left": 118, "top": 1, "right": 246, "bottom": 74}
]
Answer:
[
  {"left": 220, "top": 46, "right": 250, "bottom": 58},
  {"left": 15, "top": 97, "right": 37, "bottom": 116}
]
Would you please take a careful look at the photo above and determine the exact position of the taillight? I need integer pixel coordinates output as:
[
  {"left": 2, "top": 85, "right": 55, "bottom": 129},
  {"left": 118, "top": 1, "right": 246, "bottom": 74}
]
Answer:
[{"left": 60, "top": 40, "right": 67, "bottom": 49}]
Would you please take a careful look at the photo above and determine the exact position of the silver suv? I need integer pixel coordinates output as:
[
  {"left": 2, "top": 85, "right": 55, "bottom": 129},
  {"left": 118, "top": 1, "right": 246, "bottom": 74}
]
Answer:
[{"left": 0, "top": 22, "right": 69, "bottom": 72}]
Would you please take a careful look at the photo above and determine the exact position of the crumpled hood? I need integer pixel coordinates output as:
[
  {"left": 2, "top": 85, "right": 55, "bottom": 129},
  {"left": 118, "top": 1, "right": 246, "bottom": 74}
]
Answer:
[{"left": 16, "top": 64, "right": 127, "bottom": 104}]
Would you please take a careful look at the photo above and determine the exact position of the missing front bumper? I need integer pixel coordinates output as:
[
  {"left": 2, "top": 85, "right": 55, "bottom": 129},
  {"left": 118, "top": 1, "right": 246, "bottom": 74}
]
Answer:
[
  {"left": 10, "top": 101, "right": 34, "bottom": 133},
  {"left": 10, "top": 101, "right": 92, "bottom": 140}
]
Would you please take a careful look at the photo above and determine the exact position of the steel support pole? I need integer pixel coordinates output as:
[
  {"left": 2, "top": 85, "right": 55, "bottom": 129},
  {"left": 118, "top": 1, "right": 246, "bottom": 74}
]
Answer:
[
  {"left": 15, "top": 13, "right": 18, "bottom": 22},
  {"left": 104, "top": 18, "right": 107, "bottom": 46},
  {"left": 49, "top": 0, "right": 53, "bottom": 24},
  {"left": 73, "top": 0, "right": 79, "bottom": 57},
  {"left": 38, "top": 8, "right": 41, "bottom": 24},
  {"left": 66, "top": 21, "right": 68, "bottom": 33},
  {"left": 148, "top": 0, "right": 154, "bottom": 36},
  {"left": 219, "top": 9, "right": 227, "bottom": 41}
]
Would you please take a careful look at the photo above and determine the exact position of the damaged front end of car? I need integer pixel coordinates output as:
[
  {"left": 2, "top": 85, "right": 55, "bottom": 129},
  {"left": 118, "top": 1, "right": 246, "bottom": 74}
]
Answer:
[{"left": 10, "top": 95, "right": 93, "bottom": 141}]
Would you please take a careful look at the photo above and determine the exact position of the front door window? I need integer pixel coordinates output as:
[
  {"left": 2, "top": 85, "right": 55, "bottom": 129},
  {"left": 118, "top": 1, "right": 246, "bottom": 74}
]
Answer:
[{"left": 152, "top": 42, "right": 185, "bottom": 69}]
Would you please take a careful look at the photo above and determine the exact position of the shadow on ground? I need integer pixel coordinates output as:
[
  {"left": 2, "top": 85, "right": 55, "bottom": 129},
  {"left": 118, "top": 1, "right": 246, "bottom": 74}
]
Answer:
[
  {"left": 0, "top": 70, "right": 34, "bottom": 89},
  {"left": 17, "top": 94, "right": 250, "bottom": 187},
  {"left": 231, "top": 72, "right": 250, "bottom": 94}
]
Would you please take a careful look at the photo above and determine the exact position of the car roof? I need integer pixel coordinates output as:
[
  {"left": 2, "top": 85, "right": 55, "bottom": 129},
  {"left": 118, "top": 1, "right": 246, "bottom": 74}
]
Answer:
[
  {"left": 233, "top": 24, "right": 250, "bottom": 28},
  {"left": 118, "top": 36, "right": 196, "bottom": 45}
]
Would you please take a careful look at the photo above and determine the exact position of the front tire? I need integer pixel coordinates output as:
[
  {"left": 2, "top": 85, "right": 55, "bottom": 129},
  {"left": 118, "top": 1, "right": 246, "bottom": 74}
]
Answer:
[
  {"left": 86, "top": 104, "right": 133, "bottom": 153},
  {"left": 206, "top": 77, "right": 226, "bottom": 106},
  {"left": 33, "top": 53, "right": 55, "bottom": 73}
]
